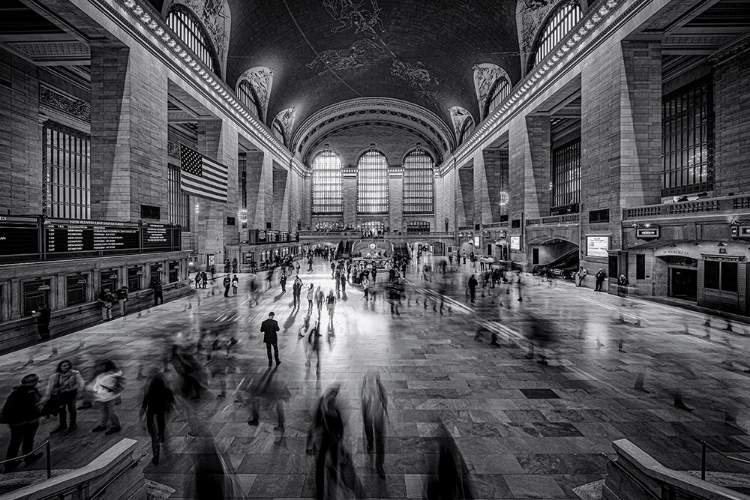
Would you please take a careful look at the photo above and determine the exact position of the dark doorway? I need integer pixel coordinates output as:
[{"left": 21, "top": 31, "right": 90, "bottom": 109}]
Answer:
[
  {"left": 532, "top": 248, "right": 539, "bottom": 265},
  {"left": 670, "top": 268, "right": 697, "bottom": 300}
]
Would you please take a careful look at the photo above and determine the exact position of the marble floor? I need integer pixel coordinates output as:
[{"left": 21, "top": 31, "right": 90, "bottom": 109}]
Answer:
[{"left": 2, "top": 259, "right": 750, "bottom": 499}]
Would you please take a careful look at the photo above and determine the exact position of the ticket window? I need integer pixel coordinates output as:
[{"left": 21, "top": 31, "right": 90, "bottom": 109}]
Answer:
[
  {"left": 150, "top": 264, "right": 161, "bottom": 285},
  {"left": 168, "top": 261, "right": 179, "bottom": 283},
  {"left": 128, "top": 266, "right": 141, "bottom": 291},
  {"left": 66, "top": 275, "right": 88, "bottom": 306},
  {"left": 100, "top": 270, "right": 119, "bottom": 294},
  {"left": 23, "top": 279, "right": 50, "bottom": 316}
]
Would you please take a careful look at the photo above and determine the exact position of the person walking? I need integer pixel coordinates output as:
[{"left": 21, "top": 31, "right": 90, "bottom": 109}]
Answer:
[
  {"left": 315, "top": 286, "right": 325, "bottom": 319},
  {"left": 89, "top": 360, "right": 124, "bottom": 435},
  {"left": 223, "top": 275, "right": 231, "bottom": 297},
  {"left": 280, "top": 274, "right": 287, "bottom": 293},
  {"left": 231, "top": 275, "right": 239, "bottom": 296},
  {"left": 28, "top": 304, "right": 57, "bottom": 365},
  {"left": 326, "top": 290, "right": 336, "bottom": 326},
  {"left": 468, "top": 275, "right": 478, "bottom": 303},
  {"left": 361, "top": 372, "right": 388, "bottom": 479},
  {"left": 201, "top": 270, "right": 208, "bottom": 289},
  {"left": 307, "top": 284, "right": 315, "bottom": 311},
  {"left": 152, "top": 279, "right": 164, "bottom": 305},
  {"left": 261, "top": 312, "right": 281, "bottom": 367},
  {"left": 1, "top": 374, "right": 43, "bottom": 473},
  {"left": 292, "top": 277, "right": 302, "bottom": 308},
  {"left": 116, "top": 286, "right": 129, "bottom": 317},
  {"left": 42, "top": 360, "right": 84, "bottom": 436},
  {"left": 140, "top": 369, "right": 174, "bottom": 465},
  {"left": 595, "top": 269, "right": 606, "bottom": 292},
  {"left": 340, "top": 274, "right": 346, "bottom": 294}
]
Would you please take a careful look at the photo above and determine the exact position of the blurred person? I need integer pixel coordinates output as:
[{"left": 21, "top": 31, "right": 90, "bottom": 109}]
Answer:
[
  {"left": 307, "top": 283, "right": 315, "bottom": 311},
  {"left": 201, "top": 270, "right": 208, "bottom": 289},
  {"left": 576, "top": 266, "right": 588, "bottom": 287},
  {"left": 315, "top": 286, "right": 325, "bottom": 319},
  {"left": 41, "top": 360, "right": 84, "bottom": 436},
  {"left": 152, "top": 278, "right": 164, "bottom": 305},
  {"left": 172, "top": 344, "right": 204, "bottom": 400},
  {"left": 361, "top": 372, "right": 388, "bottom": 479},
  {"left": 1, "top": 374, "right": 43, "bottom": 473},
  {"left": 246, "top": 370, "right": 289, "bottom": 442},
  {"left": 140, "top": 368, "right": 174, "bottom": 465},
  {"left": 423, "top": 423, "right": 474, "bottom": 500},
  {"left": 467, "top": 275, "right": 478, "bottom": 303},
  {"left": 307, "top": 384, "right": 344, "bottom": 500},
  {"left": 97, "top": 287, "right": 114, "bottom": 321},
  {"left": 28, "top": 304, "right": 57, "bottom": 365},
  {"left": 280, "top": 273, "right": 287, "bottom": 293},
  {"left": 186, "top": 429, "right": 244, "bottom": 499},
  {"left": 231, "top": 275, "right": 239, "bottom": 296},
  {"left": 326, "top": 290, "right": 336, "bottom": 326},
  {"left": 223, "top": 275, "right": 231, "bottom": 297},
  {"left": 89, "top": 359, "right": 124, "bottom": 435},
  {"left": 261, "top": 312, "right": 281, "bottom": 367}
]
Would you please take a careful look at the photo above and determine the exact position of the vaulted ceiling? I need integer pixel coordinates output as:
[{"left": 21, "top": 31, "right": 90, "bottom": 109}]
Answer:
[{"left": 223, "top": 0, "right": 521, "bottom": 135}]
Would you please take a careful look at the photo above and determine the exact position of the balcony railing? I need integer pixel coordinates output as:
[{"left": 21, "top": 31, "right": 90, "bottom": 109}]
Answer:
[
  {"left": 247, "top": 230, "right": 299, "bottom": 245},
  {"left": 526, "top": 214, "right": 579, "bottom": 226},
  {"left": 623, "top": 194, "right": 750, "bottom": 220}
]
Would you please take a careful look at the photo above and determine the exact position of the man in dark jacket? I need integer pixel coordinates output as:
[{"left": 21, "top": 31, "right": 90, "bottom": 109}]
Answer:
[
  {"left": 223, "top": 275, "right": 231, "bottom": 297},
  {"left": 1, "top": 374, "right": 43, "bottom": 472},
  {"left": 28, "top": 304, "right": 57, "bottom": 365},
  {"left": 467, "top": 275, "right": 478, "bottom": 303},
  {"left": 595, "top": 269, "right": 606, "bottom": 292},
  {"left": 261, "top": 312, "right": 281, "bottom": 367},
  {"left": 152, "top": 279, "right": 163, "bottom": 305},
  {"left": 292, "top": 277, "right": 302, "bottom": 308}
]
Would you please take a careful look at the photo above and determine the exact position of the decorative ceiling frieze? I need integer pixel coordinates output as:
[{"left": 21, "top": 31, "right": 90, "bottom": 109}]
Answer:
[
  {"left": 449, "top": 106, "right": 473, "bottom": 141},
  {"left": 40, "top": 84, "right": 91, "bottom": 123},
  {"left": 473, "top": 63, "right": 511, "bottom": 120},
  {"left": 237, "top": 66, "right": 274, "bottom": 121}
]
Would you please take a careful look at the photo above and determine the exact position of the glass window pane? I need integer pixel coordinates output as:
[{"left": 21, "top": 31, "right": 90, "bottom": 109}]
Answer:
[
  {"left": 357, "top": 151, "right": 389, "bottom": 214},
  {"left": 403, "top": 150, "right": 434, "bottom": 214},
  {"left": 312, "top": 151, "right": 342, "bottom": 214}
]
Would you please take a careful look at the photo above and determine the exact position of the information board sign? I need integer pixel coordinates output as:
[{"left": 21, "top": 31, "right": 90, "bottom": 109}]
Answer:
[
  {"left": 510, "top": 236, "right": 521, "bottom": 251},
  {"left": 141, "top": 224, "right": 172, "bottom": 250},
  {"left": 586, "top": 235, "right": 609, "bottom": 257},
  {"left": 0, "top": 216, "right": 39, "bottom": 257}
]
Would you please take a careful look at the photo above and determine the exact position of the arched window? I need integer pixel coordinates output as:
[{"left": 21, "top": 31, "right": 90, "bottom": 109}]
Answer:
[
  {"left": 403, "top": 150, "right": 434, "bottom": 214},
  {"left": 488, "top": 77, "right": 511, "bottom": 114},
  {"left": 312, "top": 150, "right": 342, "bottom": 214},
  {"left": 237, "top": 80, "right": 260, "bottom": 118},
  {"left": 167, "top": 5, "right": 220, "bottom": 75},
  {"left": 357, "top": 150, "right": 388, "bottom": 214},
  {"left": 530, "top": 0, "right": 582, "bottom": 69},
  {"left": 272, "top": 120, "right": 285, "bottom": 144}
]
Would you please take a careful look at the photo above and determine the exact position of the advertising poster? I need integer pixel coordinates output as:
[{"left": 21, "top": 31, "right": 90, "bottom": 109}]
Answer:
[
  {"left": 587, "top": 236, "right": 609, "bottom": 257},
  {"left": 510, "top": 236, "right": 521, "bottom": 251}
]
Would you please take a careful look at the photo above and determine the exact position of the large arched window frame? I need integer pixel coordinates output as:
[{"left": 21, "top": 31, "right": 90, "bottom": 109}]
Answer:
[
  {"left": 528, "top": 0, "right": 582, "bottom": 72},
  {"left": 357, "top": 150, "right": 389, "bottom": 214},
  {"left": 167, "top": 5, "right": 221, "bottom": 76},
  {"left": 403, "top": 150, "right": 434, "bottom": 214},
  {"left": 312, "top": 150, "right": 343, "bottom": 214},
  {"left": 272, "top": 119, "right": 286, "bottom": 145},
  {"left": 236, "top": 80, "right": 261, "bottom": 119}
]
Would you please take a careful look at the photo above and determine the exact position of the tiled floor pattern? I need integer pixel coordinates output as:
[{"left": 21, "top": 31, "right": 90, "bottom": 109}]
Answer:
[{"left": 1, "top": 260, "right": 750, "bottom": 499}]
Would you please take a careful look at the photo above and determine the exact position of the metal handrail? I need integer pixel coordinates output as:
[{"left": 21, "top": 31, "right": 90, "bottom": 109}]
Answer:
[
  {"left": 695, "top": 438, "right": 750, "bottom": 480},
  {"left": 605, "top": 454, "right": 661, "bottom": 500},
  {"left": 0, "top": 439, "right": 51, "bottom": 478},
  {"left": 89, "top": 451, "right": 148, "bottom": 500}
]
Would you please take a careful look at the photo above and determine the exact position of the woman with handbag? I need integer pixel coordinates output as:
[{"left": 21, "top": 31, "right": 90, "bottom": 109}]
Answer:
[{"left": 42, "top": 360, "right": 84, "bottom": 436}]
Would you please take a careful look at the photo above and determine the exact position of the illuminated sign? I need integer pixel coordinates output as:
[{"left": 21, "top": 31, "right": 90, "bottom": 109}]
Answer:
[
  {"left": 510, "top": 236, "right": 521, "bottom": 251},
  {"left": 636, "top": 227, "right": 660, "bottom": 240}
]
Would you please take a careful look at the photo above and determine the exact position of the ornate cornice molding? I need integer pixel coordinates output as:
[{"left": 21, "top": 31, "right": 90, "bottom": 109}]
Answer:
[
  {"left": 709, "top": 32, "right": 750, "bottom": 66},
  {"left": 40, "top": 84, "right": 91, "bottom": 123},
  {"left": 293, "top": 97, "right": 454, "bottom": 165},
  {"left": 101, "top": 0, "right": 305, "bottom": 176},
  {"left": 440, "top": 0, "right": 630, "bottom": 175}
]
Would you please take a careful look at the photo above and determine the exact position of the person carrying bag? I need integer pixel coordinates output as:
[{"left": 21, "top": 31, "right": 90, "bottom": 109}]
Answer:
[{"left": 41, "top": 360, "right": 84, "bottom": 435}]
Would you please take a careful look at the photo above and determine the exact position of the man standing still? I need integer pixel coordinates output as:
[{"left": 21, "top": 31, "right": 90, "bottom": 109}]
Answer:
[
  {"left": 292, "top": 277, "right": 302, "bottom": 308},
  {"left": 223, "top": 275, "right": 231, "bottom": 297},
  {"left": 29, "top": 304, "right": 56, "bottom": 365},
  {"left": 261, "top": 312, "right": 281, "bottom": 367},
  {"left": 595, "top": 269, "right": 606, "bottom": 292}
]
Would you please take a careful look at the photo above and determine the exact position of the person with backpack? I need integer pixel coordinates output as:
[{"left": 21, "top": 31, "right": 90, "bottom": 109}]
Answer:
[
  {"left": 41, "top": 360, "right": 84, "bottom": 436},
  {"left": 1, "top": 374, "right": 43, "bottom": 472},
  {"left": 89, "top": 360, "right": 124, "bottom": 435},
  {"left": 140, "top": 369, "right": 174, "bottom": 465}
]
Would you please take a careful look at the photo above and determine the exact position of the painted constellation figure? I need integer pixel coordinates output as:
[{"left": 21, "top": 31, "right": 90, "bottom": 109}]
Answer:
[
  {"left": 307, "top": 39, "right": 384, "bottom": 75},
  {"left": 473, "top": 64, "right": 503, "bottom": 105},
  {"left": 322, "top": 0, "right": 383, "bottom": 34},
  {"left": 391, "top": 60, "right": 439, "bottom": 89}
]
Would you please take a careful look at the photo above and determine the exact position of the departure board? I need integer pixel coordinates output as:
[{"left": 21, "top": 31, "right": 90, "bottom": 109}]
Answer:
[
  {"left": 45, "top": 220, "right": 140, "bottom": 254},
  {"left": 0, "top": 217, "right": 40, "bottom": 256}
]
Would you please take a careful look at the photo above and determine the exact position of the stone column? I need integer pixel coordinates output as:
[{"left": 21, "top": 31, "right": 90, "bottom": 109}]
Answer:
[
  {"left": 245, "top": 150, "right": 264, "bottom": 229},
  {"left": 301, "top": 172, "right": 312, "bottom": 230},
  {"left": 456, "top": 164, "right": 474, "bottom": 228},
  {"left": 342, "top": 167, "right": 358, "bottom": 229},
  {"left": 272, "top": 162, "right": 289, "bottom": 231},
  {"left": 90, "top": 43, "right": 168, "bottom": 221},
  {"left": 481, "top": 149, "right": 509, "bottom": 223},
  {"left": 248, "top": 151, "right": 273, "bottom": 230},
  {"left": 388, "top": 165, "right": 404, "bottom": 232}
]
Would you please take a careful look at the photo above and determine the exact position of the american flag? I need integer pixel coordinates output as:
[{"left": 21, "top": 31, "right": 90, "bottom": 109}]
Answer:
[{"left": 179, "top": 145, "right": 228, "bottom": 203}]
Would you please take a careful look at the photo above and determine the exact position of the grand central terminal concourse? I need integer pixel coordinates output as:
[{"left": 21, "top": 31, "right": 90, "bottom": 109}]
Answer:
[{"left": 2, "top": 0, "right": 750, "bottom": 498}]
